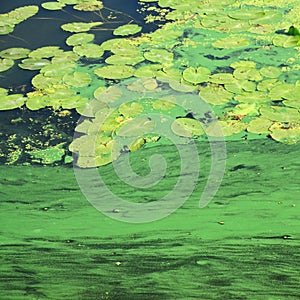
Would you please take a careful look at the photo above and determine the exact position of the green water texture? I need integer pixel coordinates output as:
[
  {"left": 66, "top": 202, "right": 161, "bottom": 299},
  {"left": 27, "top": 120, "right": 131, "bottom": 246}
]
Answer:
[{"left": 1, "top": 139, "right": 300, "bottom": 299}]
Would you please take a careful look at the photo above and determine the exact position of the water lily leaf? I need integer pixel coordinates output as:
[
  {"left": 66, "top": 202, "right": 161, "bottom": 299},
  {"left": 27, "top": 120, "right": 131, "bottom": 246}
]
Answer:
[
  {"left": 75, "top": 119, "right": 93, "bottom": 134},
  {"left": 260, "top": 106, "right": 300, "bottom": 122},
  {"left": 269, "top": 122, "right": 300, "bottom": 144},
  {"left": 94, "top": 65, "right": 135, "bottom": 79},
  {"left": 228, "top": 9, "right": 265, "bottom": 20},
  {"left": 259, "top": 66, "right": 281, "bottom": 78},
  {"left": 0, "top": 58, "right": 14, "bottom": 72},
  {"left": 199, "top": 84, "right": 233, "bottom": 105},
  {"left": 94, "top": 86, "right": 122, "bottom": 103},
  {"left": 117, "top": 117, "right": 155, "bottom": 137},
  {"left": 182, "top": 66, "right": 211, "bottom": 84},
  {"left": 101, "top": 39, "right": 140, "bottom": 56},
  {"left": 61, "top": 21, "right": 103, "bottom": 33},
  {"left": 227, "top": 103, "right": 259, "bottom": 117},
  {"left": 280, "top": 86, "right": 300, "bottom": 101},
  {"left": 0, "top": 47, "right": 30, "bottom": 59},
  {"left": 247, "top": 117, "right": 273, "bottom": 134},
  {"left": 156, "top": 67, "right": 182, "bottom": 82},
  {"left": 282, "top": 100, "right": 300, "bottom": 109},
  {"left": 29, "top": 46, "right": 63, "bottom": 59},
  {"left": 224, "top": 79, "right": 256, "bottom": 93},
  {"left": 77, "top": 99, "right": 108, "bottom": 117},
  {"left": 134, "top": 64, "right": 162, "bottom": 78},
  {"left": 66, "top": 33, "right": 94, "bottom": 46},
  {"left": 144, "top": 49, "right": 173, "bottom": 64},
  {"left": 128, "top": 137, "right": 146, "bottom": 152},
  {"left": 233, "top": 67, "right": 263, "bottom": 81},
  {"left": 41, "top": 62, "right": 76, "bottom": 77},
  {"left": 206, "top": 120, "right": 247, "bottom": 136},
  {"left": 8, "top": 5, "right": 39, "bottom": 21},
  {"left": 273, "top": 35, "right": 300, "bottom": 47},
  {"left": 171, "top": 118, "right": 204, "bottom": 138},
  {"left": 118, "top": 102, "right": 143, "bottom": 118},
  {"left": 61, "top": 95, "right": 89, "bottom": 110},
  {"left": 73, "top": 1, "right": 104, "bottom": 11},
  {"left": 26, "top": 92, "right": 49, "bottom": 110},
  {"left": 105, "top": 54, "right": 144, "bottom": 66},
  {"left": 42, "top": 2, "right": 66, "bottom": 10},
  {"left": 18, "top": 58, "right": 50, "bottom": 70},
  {"left": 169, "top": 80, "right": 196, "bottom": 92},
  {"left": 0, "top": 88, "right": 7, "bottom": 97},
  {"left": 152, "top": 98, "right": 176, "bottom": 110},
  {"left": 234, "top": 91, "right": 270, "bottom": 103},
  {"left": 230, "top": 60, "right": 256, "bottom": 69},
  {"left": 209, "top": 73, "right": 235, "bottom": 84},
  {"left": 0, "top": 94, "right": 25, "bottom": 110},
  {"left": 268, "top": 83, "right": 295, "bottom": 100},
  {"left": 127, "top": 78, "right": 159, "bottom": 92},
  {"left": 212, "top": 36, "right": 250, "bottom": 49},
  {"left": 257, "top": 79, "right": 279, "bottom": 92},
  {"left": 73, "top": 43, "right": 104, "bottom": 58},
  {"left": 113, "top": 24, "right": 142, "bottom": 36},
  {"left": 31, "top": 73, "right": 61, "bottom": 89},
  {"left": 52, "top": 51, "right": 79, "bottom": 63},
  {"left": 63, "top": 71, "right": 91, "bottom": 87}
]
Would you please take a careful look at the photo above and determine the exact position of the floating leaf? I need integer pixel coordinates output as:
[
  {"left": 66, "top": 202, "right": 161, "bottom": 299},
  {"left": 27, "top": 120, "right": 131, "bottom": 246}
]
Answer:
[
  {"left": 228, "top": 9, "right": 265, "bottom": 20},
  {"left": 73, "top": 43, "right": 104, "bottom": 58},
  {"left": 268, "top": 83, "right": 295, "bottom": 100},
  {"left": 171, "top": 118, "right": 204, "bottom": 138},
  {"left": 94, "top": 86, "right": 122, "bottom": 103},
  {"left": 156, "top": 67, "right": 182, "bottom": 82},
  {"left": 259, "top": 66, "right": 282, "bottom": 78},
  {"left": 66, "top": 33, "right": 94, "bottom": 46},
  {"left": 27, "top": 144, "right": 65, "bottom": 164},
  {"left": 0, "top": 58, "right": 14, "bottom": 72},
  {"left": 73, "top": 1, "right": 104, "bottom": 11},
  {"left": 230, "top": 61, "right": 256, "bottom": 69},
  {"left": 18, "top": 58, "right": 50, "bottom": 70},
  {"left": 26, "top": 91, "right": 49, "bottom": 110},
  {"left": 152, "top": 98, "right": 176, "bottom": 110},
  {"left": 31, "top": 73, "right": 61, "bottom": 89},
  {"left": 233, "top": 67, "right": 263, "bottom": 81},
  {"left": 113, "top": 24, "right": 142, "bottom": 36},
  {"left": 134, "top": 64, "right": 162, "bottom": 78},
  {"left": 257, "top": 79, "right": 279, "bottom": 92},
  {"left": 199, "top": 84, "right": 233, "bottom": 105},
  {"left": 260, "top": 106, "right": 300, "bottom": 122},
  {"left": 209, "top": 73, "right": 235, "bottom": 84},
  {"left": 0, "top": 47, "right": 30, "bottom": 59},
  {"left": 169, "top": 80, "right": 196, "bottom": 92},
  {"left": 283, "top": 100, "right": 300, "bottom": 109},
  {"left": 61, "top": 21, "right": 103, "bottom": 33},
  {"left": 0, "top": 94, "right": 25, "bottom": 110},
  {"left": 212, "top": 36, "right": 250, "bottom": 49},
  {"left": 224, "top": 79, "right": 256, "bottom": 93},
  {"left": 42, "top": 2, "right": 66, "bottom": 10},
  {"left": 29, "top": 46, "right": 63, "bottom": 59},
  {"left": 94, "top": 65, "right": 135, "bottom": 79},
  {"left": 41, "top": 62, "right": 76, "bottom": 77},
  {"left": 269, "top": 123, "right": 300, "bottom": 144},
  {"left": 117, "top": 117, "right": 155, "bottom": 137},
  {"left": 182, "top": 66, "right": 211, "bottom": 84},
  {"left": 247, "top": 117, "right": 273, "bottom": 134},
  {"left": 118, "top": 102, "right": 143, "bottom": 118},
  {"left": 63, "top": 71, "right": 91, "bottom": 87},
  {"left": 105, "top": 54, "right": 144, "bottom": 66},
  {"left": 127, "top": 78, "right": 159, "bottom": 92},
  {"left": 206, "top": 120, "right": 247, "bottom": 136},
  {"left": 144, "top": 49, "right": 173, "bottom": 64},
  {"left": 234, "top": 91, "right": 270, "bottom": 103}
]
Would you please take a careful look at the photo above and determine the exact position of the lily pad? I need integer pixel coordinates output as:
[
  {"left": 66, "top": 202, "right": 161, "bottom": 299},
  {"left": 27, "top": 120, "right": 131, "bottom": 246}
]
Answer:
[
  {"left": 66, "top": 33, "right": 95, "bottom": 46},
  {"left": 269, "top": 122, "right": 300, "bottom": 144},
  {"left": 152, "top": 98, "right": 176, "bottom": 110},
  {"left": 31, "top": 73, "right": 61, "bottom": 89},
  {"left": 228, "top": 9, "right": 265, "bottom": 20},
  {"left": 113, "top": 24, "right": 142, "bottom": 36},
  {"left": 209, "top": 73, "right": 235, "bottom": 84},
  {"left": 0, "top": 47, "right": 30, "bottom": 59},
  {"left": 224, "top": 79, "right": 256, "bottom": 93},
  {"left": 73, "top": 43, "right": 104, "bottom": 58},
  {"left": 61, "top": 21, "right": 103, "bottom": 33},
  {"left": 206, "top": 120, "right": 247, "bottom": 136},
  {"left": 116, "top": 117, "right": 155, "bottom": 137},
  {"left": 182, "top": 66, "right": 211, "bottom": 84},
  {"left": 118, "top": 102, "right": 143, "bottom": 118},
  {"left": 171, "top": 118, "right": 204, "bottom": 138},
  {"left": 260, "top": 106, "right": 300, "bottom": 122},
  {"left": 259, "top": 66, "right": 282, "bottom": 78},
  {"left": 94, "top": 65, "right": 135, "bottom": 79},
  {"left": 0, "top": 58, "right": 14, "bottom": 72},
  {"left": 41, "top": 62, "right": 76, "bottom": 77},
  {"left": 234, "top": 91, "right": 270, "bottom": 103},
  {"left": 212, "top": 36, "right": 250, "bottom": 49},
  {"left": 63, "top": 71, "right": 91, "bottom": 87},
  {"left": 94, "top": 86, "right": 122, "bottom": 103},
  {"left": 27, "top": 144, "right": 65, "bottom": 164},
  {"left": 0, "top": 94, "right": 25, "bottom": 110},
  {"left": 26, "top": 92, "right": 49, "bottom": 110},
  {"left": 233, "top": 67, "right": 263, "bottom": 81},
  {"left": 18, "top": 58, "right": 50, "bottom": 70},
  {"left": 73, "top": 1, "right": 104, "bottom": 11},
  {"left": 247, "top": 117, "right": 273, "bottom": 134},
  {"left": 134, "top": 64, "right": 162, "bottom": 78},
  {"left": 199, "top": 84, "right": 233, "bottom": 105},
  {"left": 42, "top": 2, "right": 66, "bottom": 10},
  {"left": 283, "top": 100, "right": 300, "bottom": 109},
  {"left": 144, "top": 49, "right": 173, "bottom": 64},
  {"left": 105, "top": 54, "right": 144, "bottom": 66},
  {"left": 29, "top": 46, "right": 63, "bottom": 59}
]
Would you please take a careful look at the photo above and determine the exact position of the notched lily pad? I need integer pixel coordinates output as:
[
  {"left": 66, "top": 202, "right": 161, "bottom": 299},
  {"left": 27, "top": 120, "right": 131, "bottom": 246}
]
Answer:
[
  {"left": 94, "top": 65, "right": 135, "bottom": 79},
  {"left": 171, "top": 118, "right": 204, "bottom": 137},
  {"left": 182, "top": 66, "right": 211, "bottom": 84},
  {"left": 269, "top": 122, "right": 300, "bottom": 144},
  {"left": 66, "top": 33, "right": 95, "bottom": 46},
  {"left": 116, "top": 117, "right": 155, "bottom": 137},
  {"left": 199, "top": 84, "right": 233, "bottom": 105},
  {"left": 0, "top": 58, "right": 14, "bottom": 72},
  {"left": 73, "top": 43, "right": 104, "bottom": 58},
  {"left": 0, "top": 94, "right": 25, "bottom": 110},
  {"left": 63, "top": 71, "right": 91, "bottom": 87}
]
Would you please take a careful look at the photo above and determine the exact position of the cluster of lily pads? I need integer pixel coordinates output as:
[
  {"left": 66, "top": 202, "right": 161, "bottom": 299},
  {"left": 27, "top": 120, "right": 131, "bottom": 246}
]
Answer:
[{"left": 0, "top": 0, "right": 300, "bottom": 166}]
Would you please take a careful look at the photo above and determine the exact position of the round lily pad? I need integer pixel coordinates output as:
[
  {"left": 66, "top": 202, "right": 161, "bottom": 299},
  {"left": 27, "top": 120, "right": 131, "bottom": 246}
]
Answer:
[
  {"left": 199, "top": 84, "right": 233, "bottom": 105},
  {"left": 171, "top": 118, "right": 204, "bottom": 138},
  {"left": 116, "top": 117, "right": 155, "bottom": 137},
  {"left": 18, "top": 58, "right": 50, "bottom": 70},
  {"left": 61, "top": 21, "right": 103, "bottom": 33},
  {"left": 73, "top": 1, "right": 104, "bottom": 11},
  {"left": 63, "top": 71, "right": 91, "bottom": 87},
  {"left": 259, "top": 66, "right": 282, "bottom": 78},
  {"left": 118, "top": 102, "right": 143, "bottom": 118},
  {"left": 269, "top": 122, "right": 300, "bottom": 144},
  {"left": 94, "top": 65, "right": 135, "bottom": 79},
  {"left": 29, "top": 46, "right": 63, "bottom": 59},
  {"left": 105, "top": 54, "right": 144, "bottom": 66},
  {"left": 144, "top": 49, "right": 173, "bottom": 64},
  {"left": 260, "top": 106, "right": 300, "bottom": 122},
  {"left": 94, "top": 86, "right": 122, "bottom": 103},
  {"left": 206, "top": 120, "right": 247, "bottom": 136},
  {"left": 66, "top": 33, "right": 95, "bottom": 46},
  {"left": 113, "top": 24, "right": 142, "bottom": 36},
  {"left": 0, "top": 47, "right": 30, "bottom": 59},
  {"left": 212, "top": 36, "right": 250, "bottom": 49},
  {"left": 224, "top": 79, "right": 256, "bottom": 93},
  {"left": 247, "top": 117, "right": 273, "bottom": 134},
  {"left": 234, "top": 91, "right": 270, "bottom": 103},
  {"left": 182, "top": 66, "right": 211, "bottom": 84},
  {"left": 26, "top": 91, "right": 49, "bottom": 110},
  {"left": 152, "top": 98, "right": 176, "bottom": 110},
  {"left": 73, "top": 43, "right": 104, "bottom": 58},
  {"left": 228, "top": 9, "right": 265, "bottom": 20},
  {"left": 0, "top": 94, "right": 25, "bottom": 110},
  {"left": 41, "top": 2, "right": 66, "bottom": 10},
  {"left": 0, "top": 58, "right": 14, "bottom": 72},
  {"left": 209, "top": 73, "right": 235, "bottom": 84},
  {"left": 233, "top": 67, "right": 263, "bottom": 81},
  {"left": 134, "top": 64, "right": 162, "bottom": 78}
]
